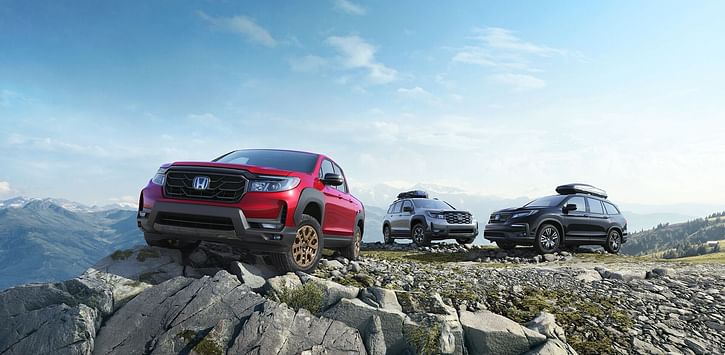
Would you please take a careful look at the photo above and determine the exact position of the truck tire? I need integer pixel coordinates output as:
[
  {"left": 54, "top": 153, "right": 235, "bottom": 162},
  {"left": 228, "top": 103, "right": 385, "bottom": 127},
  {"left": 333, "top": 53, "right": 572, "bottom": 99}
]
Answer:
[
  {"left": 339, "top": 225, "right": 362, "bottom": 261},
  {"left": 272, "top": 214, "right": 324, "bottom": 273}
]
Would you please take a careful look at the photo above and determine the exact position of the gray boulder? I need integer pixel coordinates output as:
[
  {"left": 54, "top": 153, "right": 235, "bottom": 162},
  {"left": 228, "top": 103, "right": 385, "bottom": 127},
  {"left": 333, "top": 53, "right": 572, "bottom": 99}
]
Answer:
[
  {"left": 460, "top": 310, "right": 547, "bottom": 355},
  {"left": 526, "top": 311, "right": 567, "bottom": 342},
  {"left": 303, "top": 275, "right": 361, "bottom": 310},
  {"left": 324, "top": 297, "right": 410, "bottom": 354},
  {"left": 230, "top": 302, "right": 366, "bottom": 354},
  {"left": 0, "top": 303, "right": 97, "bottom": 355},
  {"left": 365, "top": 314, "right": 387, "bottom": 355},
  {"left": 229, "top": 260, "right": 277, "bottom": 290},
  {"left": 360, "top": 287, "right": 403, "bottom": 312},
  {"left": 525, "top": 339, "right": 578, "bottom": 355},
  {"left": 265, "top": 272, "right": 303, "bottom": 300}
]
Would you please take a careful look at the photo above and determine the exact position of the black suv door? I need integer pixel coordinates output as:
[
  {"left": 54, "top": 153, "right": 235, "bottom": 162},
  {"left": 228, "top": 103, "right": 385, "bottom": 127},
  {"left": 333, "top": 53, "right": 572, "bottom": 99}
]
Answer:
[
  {"left": 586, "top": 197, "right": 610, "bottom": 240},
  {"left": 561, "top": 196, "right": 590, "bottom": 240}
]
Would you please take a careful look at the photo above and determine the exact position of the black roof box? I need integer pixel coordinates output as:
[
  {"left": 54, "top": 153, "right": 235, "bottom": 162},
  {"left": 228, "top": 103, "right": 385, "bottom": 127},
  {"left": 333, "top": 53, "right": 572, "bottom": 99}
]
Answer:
[
  {"left": 555, "top": 184, "right": 607, "bottom": 199},
  {"left": 397, "top": 190, "right": 428, "bottom": 199}
]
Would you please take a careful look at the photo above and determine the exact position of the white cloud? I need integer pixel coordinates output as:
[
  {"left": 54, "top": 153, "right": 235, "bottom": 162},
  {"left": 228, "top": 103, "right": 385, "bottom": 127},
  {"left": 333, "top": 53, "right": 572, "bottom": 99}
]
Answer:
[
  {"left": 396, "top": 86, "right": 433, "bottom": 100},
  {"left": 288, "top": 55, "right": 328, "bottom": 72},
  {"left": 490, "top": 73, "right": 546, "bottom": 91},
  {"left": 0, "top": 181, "right": 12, "bottom": 197},
  {"left": 332, "top": 0, "right": 366, "bottom": 15},
  {"left": 326, "top": 35, "right": 398, "bottom": 84},
  {"left": 0, "top": 89, "right": 33, "bottom": 107},
  {"left": 473, "top": 27, "right": 564, "bottom": 56},
  {"left": 187, "top": 113, "right": 221, "bottom": 124},
  {"left": 198, "top": 12, "right": 276, "bottom": 47}
]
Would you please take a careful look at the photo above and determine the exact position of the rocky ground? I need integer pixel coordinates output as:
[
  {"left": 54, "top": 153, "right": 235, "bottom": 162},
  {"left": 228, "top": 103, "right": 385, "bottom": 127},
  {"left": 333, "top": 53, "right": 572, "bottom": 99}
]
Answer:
[{"left": 1, "top": 241, "right": 723, "bottom": 355}]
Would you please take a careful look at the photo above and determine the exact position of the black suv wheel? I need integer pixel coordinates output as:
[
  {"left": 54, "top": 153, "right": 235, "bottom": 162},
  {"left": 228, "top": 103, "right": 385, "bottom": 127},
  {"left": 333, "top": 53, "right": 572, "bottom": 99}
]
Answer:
[
  {"left": 412, "top": 223, "right": 430, "bottom": 246},
  {"left": 604, "top": 229, "right": 622, "bottom": 254},
  {"left": 535, "top": 224, "right": 560, "bottom": 254}
]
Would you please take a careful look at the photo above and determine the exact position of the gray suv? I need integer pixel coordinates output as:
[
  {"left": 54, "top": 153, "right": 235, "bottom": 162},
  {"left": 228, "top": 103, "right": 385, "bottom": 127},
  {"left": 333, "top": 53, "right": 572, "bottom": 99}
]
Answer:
[{"left": 382, "top": 191, "right": 479, "bottom": 245}]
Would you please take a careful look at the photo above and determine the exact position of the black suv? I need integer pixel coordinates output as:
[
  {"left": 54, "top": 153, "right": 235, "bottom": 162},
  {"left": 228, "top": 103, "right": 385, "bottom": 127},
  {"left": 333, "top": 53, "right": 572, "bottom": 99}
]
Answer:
[
  {"left": 382, "top": 191, "right": 479, "bottom": 245},
  {"left": 484, "top": 184, "right": 627, "bottom": 254}
]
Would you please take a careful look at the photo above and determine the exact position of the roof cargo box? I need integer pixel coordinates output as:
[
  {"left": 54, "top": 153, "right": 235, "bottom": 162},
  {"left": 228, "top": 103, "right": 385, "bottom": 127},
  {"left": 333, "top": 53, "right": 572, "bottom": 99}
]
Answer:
[
  {"left": 556, "top": 184, "right": 607, "bottom": 199},
  {"left": 397, "top": 190, "right": 428, "bottom": 199}
]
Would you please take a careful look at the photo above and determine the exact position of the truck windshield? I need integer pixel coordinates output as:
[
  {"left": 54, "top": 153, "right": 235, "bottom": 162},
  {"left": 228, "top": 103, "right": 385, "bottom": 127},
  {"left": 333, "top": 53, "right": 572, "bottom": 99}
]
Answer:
[
  {"left": 524, "top": 195, "right": 566, "bottom": 207},
  {"left": 214, "top": 149, "right": 319, "bottom": 173},
  {"left": 412, "top": 199, "right": 454, "bottom": 210}
]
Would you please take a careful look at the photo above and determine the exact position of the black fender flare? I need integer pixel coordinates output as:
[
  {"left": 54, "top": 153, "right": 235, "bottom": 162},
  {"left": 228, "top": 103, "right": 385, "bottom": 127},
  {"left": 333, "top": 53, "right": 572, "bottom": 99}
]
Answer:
[
  {"left": 411, "top": 215, "right": 428, "bottom": 230},
  {"left": 536, "top": 218, "right": 565, "bottom": 240},
  {"left": 296, "top": 188, "right": 325, "bottom": 226},
  {"left": 355, "top": 209, "right": 365, "bottom": 236}
]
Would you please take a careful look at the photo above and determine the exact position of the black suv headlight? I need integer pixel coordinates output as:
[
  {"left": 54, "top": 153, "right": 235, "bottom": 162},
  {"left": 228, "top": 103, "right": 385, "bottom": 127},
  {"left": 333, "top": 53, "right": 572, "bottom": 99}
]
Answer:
[
  {"left": 511, "top": 210, "right": 538, "bottom": 219},
  {"left": 151, "top": 168, "right": 167, "bottom": 186}
]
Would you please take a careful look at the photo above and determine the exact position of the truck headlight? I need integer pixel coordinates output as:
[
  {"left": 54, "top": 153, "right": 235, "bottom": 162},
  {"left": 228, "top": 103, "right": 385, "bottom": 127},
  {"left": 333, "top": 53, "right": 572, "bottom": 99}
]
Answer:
[
  {"left": 151, "top": 168, "right": 167, "bottom": 186},
  {"left": 512, "top": 210, "right": 538, "bottom": 219},
  {"left": 249, "top": 176, "right": 300, "bottom": 192}
]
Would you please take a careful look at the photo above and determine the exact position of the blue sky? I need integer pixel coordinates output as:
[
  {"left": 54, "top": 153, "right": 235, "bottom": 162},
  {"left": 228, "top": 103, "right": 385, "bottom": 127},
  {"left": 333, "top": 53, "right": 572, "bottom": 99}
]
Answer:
[{"left": 1, "top": 1, "right": 725, "bottom": 207}]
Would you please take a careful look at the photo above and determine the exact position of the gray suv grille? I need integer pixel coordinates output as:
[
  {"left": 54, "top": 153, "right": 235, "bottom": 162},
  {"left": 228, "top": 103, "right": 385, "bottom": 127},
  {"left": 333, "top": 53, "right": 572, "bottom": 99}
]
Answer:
[{"left": 445, "top": 212, "right": 472, "bottom": 224}]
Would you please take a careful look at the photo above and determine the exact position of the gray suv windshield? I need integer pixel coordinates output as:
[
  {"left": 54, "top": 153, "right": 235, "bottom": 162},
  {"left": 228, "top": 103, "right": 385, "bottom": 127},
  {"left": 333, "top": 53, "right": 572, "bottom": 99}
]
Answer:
[{"left": 412, "top": 199, "right": 453, "bottom": 210}]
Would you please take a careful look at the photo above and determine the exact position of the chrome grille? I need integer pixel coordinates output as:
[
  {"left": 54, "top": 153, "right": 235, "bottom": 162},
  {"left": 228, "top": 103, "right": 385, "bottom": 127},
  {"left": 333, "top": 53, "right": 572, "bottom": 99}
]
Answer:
[
  {"left": 444, "top": 211, "right": 472, "bottom": 224},
  {"left": 164, "top": 168, "right": 247, "bottom": 203}
]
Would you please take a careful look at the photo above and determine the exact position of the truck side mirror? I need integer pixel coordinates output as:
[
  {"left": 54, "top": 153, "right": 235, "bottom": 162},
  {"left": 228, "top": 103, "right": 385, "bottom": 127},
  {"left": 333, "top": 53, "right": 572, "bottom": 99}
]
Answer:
[{"left": 321, "top": 173, "right": 344, "bottom": 186}]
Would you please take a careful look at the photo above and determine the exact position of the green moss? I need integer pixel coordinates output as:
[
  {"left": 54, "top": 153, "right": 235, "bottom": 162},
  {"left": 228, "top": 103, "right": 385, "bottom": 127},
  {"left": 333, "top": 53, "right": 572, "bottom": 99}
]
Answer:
[
  {"left": 136, "top": 248, "right": 160, "bottom": 262},
  {"left": 110, "top": 249, "right": 133, "bottom": 260},
  {"left": 277, "top": 282, "right": 325, "bottom": 316},
  {"left": 407, "top": 323, "right": 441, "bottom": 355},
  {"left": 177, "top": 329, "right": 197, "bottom": 342},
  {"left": 193, "top": 336, "right": 223, "bottom": 355}
]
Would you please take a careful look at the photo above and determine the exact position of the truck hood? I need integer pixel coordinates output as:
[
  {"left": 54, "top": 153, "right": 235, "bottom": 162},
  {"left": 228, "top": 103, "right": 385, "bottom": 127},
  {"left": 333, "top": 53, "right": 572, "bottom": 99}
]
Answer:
[{"left": 166, "top": 161, "right": 294, "bottom": 177}]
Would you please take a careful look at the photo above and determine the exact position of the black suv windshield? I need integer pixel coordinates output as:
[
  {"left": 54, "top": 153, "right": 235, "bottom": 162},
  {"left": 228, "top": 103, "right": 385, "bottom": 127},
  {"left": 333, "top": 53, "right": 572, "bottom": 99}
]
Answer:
[
  {"left": 412, "top": 199, "right": 454, "bottom": 210},
  {"left": 524, "top": 195, "right": 566, "bottom": 207},
  {"left": 214, "top": 150, "right": 319, "bottom": 173}
]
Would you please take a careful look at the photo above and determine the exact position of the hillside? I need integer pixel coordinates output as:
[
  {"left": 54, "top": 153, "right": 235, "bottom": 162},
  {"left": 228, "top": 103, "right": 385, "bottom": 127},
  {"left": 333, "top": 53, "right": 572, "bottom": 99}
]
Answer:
[
  {"left": 622, "top": 212, "right": 725, "bottom": 256},
  {"left": 0, "top": 198, "right": 141, "bottom": 289}
]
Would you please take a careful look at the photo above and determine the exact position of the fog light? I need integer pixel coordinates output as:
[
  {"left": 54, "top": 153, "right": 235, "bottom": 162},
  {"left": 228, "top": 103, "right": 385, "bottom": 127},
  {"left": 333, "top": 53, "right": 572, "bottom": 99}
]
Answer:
[{"left": 272, "top": 235, "right": 282, "bottom": 241}]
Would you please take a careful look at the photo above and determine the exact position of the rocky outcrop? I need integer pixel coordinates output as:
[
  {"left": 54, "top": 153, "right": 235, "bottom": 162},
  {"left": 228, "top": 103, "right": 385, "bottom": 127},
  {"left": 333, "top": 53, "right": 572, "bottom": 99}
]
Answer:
[{"left": 0, "top": 242, "right": 592, "bottom": 355}]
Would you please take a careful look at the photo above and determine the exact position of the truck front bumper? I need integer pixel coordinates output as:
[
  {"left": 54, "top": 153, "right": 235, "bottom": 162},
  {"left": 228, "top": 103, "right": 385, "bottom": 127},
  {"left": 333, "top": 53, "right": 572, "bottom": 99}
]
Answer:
[{"left": 138, "top": 201, "right": 296, "bottom": 253}]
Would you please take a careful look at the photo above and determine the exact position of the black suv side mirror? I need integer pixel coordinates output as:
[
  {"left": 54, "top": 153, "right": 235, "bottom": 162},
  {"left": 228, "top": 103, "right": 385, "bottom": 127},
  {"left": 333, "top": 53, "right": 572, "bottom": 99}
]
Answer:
[
  {"left": 402, "top": 206, "right": 413, "bottom": 213},
  {"left": 563, "top": 204, "right": 578, "bottom": 213},
  {"left": 321, "top": 173, "right": 344, "bottom": 186}
]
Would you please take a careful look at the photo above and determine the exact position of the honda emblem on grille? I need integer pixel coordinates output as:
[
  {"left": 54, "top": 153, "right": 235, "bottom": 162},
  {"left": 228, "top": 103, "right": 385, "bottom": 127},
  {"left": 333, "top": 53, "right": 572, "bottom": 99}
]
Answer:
[{"left": 192, "top": 176, "right": 210, "bottom": 190}]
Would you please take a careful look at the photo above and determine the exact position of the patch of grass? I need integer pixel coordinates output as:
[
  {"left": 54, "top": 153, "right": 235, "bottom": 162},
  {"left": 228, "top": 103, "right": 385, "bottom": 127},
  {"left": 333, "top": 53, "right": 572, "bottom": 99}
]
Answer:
[
  {"left": 277, "top": 282, "right": 325, "bottom": 316},
  {"left": 662, "top": 251, "right": 725, "bottom": 263},
  {"left": 136, "top": 248, "right": 160, "bottom": 262},
  {"left": 407, "top": 322, "right": 441, "bottom": 355},
  {"left": 485, "top": 288, "right": 631, "bottom": 355},
  {"left": 177, "top": 329, "right": 196, "bottom": 342},
  {"left": 110, "top": 249, "right": 133, "bottom": 261},
  {"left": 176, "top": 329, "right": 222, "bottom": 355}
]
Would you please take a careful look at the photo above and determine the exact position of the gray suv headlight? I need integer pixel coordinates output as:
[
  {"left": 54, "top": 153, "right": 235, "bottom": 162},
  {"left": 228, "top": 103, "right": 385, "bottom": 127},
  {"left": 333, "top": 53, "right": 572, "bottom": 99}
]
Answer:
[{"left": 426, "top": 211, "right": 446, "bottom": 219}]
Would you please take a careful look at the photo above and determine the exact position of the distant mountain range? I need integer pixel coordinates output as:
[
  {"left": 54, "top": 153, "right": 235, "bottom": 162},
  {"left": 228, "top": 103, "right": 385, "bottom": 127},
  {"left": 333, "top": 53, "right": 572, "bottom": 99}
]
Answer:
[
  {"left": 622, "top": 213, "right": 725, "bottom": 256},
  {"left": 0, "top": 197, "right": 141, "bottom": 289}
]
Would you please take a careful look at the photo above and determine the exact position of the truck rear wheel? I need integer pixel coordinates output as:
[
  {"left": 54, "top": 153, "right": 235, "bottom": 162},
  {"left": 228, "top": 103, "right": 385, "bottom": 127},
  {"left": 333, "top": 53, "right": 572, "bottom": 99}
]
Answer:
[
  {"left": 272, "top": 214, "right": 324, "bottom": 273},
  {"left": 339, "top": 225, "right": 362, "bottom": 261}
]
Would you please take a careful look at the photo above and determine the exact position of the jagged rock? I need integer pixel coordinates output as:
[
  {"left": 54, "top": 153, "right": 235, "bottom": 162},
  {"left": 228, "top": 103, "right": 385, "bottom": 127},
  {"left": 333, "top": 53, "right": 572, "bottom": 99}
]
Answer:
[
  {"left": 525, "top": 339, "right": 578, "bottom": 355},
  {"left": 526, "top": 311, "right": 567, "bottom": 342},
  {"left": 404, "top": 310, "right": 465, "bottom": 355},
  {"left": 264, "top": 272, "right": 303, "bottom": 300},
  {"left": 325, "top": 260, "right": 345, "bottom": 269},
  {"left": 543, "top": 254, "right": 557, "bottom": 262},
  {"left": 229, "top": 260, "right": 274, "bottom": 289},
  {"left": 187, "top": 248, "right": 208, "bottom": 265},
  {"left": 360, "top": 287, "right": 403, "bottom": 312},
  {"left": 299, "top": 275, "right": 360, "bottom": 310},
  {"left": 460, "top": 310, "right": 547, "bottom": 355},
  {"left": 631, "top": 338, "right": 664, "bottom": 354},
  {"left": 684, "top": 338, "right": 707, "bottom": 355},
  {"left": 366, "top": 314, "right": 387, "bottom": 355},
  {"left": 230, "top": 302, "right": 366, "bottom": 354},
  {"left": 94, "top": 271, "right": 265, "bottom": 354},
  {"left": 324, "top": 297, "right": 410, "bottom": 354},
  {"left": 81, "top": 246, "right": 184, "bottom": 308},
  {"left": 0, "top": 303, "right": 97, "bottom": 355},
  {"left": 573, "top": 269, "right": 602, "bottom": 283}
]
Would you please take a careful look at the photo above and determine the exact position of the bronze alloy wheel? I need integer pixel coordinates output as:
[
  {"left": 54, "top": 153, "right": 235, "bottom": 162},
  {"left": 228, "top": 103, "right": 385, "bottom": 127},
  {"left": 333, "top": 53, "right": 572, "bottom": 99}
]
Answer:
[
  {"left": 292, "top": 225, "right": 319, "bottom": 268},
  {"left": 353, "top": 228, "right": 361, "bottom": 258}
]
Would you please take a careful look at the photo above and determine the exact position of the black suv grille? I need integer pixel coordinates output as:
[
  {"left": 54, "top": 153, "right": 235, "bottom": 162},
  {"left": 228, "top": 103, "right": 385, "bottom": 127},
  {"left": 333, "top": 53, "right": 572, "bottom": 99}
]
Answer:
[
  {"left": 488, "top": 212, "right": 512, "bottom": 223},
  {"left": 444, "top": 212, "right": 472, "bottom": 224},
  {"left": 164, "top": 168, "right": 247, "bottom": 203},
  {"left": 156, "top": 212, "right": 235, "bottom": 231}
]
